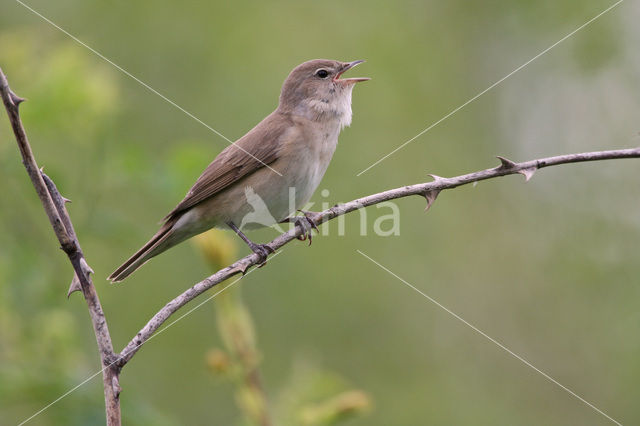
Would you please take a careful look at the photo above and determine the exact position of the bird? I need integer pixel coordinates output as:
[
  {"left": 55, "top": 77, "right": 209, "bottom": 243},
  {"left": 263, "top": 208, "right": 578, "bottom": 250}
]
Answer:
[{"left": 108, "top": 59, "right": 369, "bottom": 282}]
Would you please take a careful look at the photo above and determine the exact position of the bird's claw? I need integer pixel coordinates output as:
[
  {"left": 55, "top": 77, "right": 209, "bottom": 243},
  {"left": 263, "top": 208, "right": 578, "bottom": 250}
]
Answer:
[
  {"left": 293, "top": 210, "right": 320, "bottom": 245},
  {"left": 298, "top": 210, "right": 320, "bottom": 231},
  {"left": 248, "top": 243, "right": 274, "bottom": 267}
]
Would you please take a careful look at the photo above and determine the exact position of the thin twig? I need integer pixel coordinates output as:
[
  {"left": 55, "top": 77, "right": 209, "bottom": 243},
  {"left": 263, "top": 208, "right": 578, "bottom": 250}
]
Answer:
[
  {"left": 118, "top": 146, "right": 640, "bottom": 364},
  {"left": 0, "top": 67, "right": 122, "bottom": 426}
]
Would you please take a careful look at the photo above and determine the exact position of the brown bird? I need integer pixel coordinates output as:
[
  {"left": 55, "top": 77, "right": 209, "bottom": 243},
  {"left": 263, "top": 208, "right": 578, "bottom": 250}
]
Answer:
[{"left": 109, "top": 59, "right": 369, "bottom": 282}]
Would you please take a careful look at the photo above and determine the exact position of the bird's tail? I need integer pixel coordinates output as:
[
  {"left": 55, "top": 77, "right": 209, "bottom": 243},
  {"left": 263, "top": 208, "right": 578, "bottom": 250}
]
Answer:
[{"left": 108, "top": 220, "right": 178, "bottom": 283}]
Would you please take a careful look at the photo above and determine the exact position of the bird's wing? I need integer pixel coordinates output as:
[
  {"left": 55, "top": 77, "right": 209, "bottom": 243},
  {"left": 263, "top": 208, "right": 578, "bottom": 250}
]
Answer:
[{"left": 164, "top": 112, "right": 294, "bottom": 220}]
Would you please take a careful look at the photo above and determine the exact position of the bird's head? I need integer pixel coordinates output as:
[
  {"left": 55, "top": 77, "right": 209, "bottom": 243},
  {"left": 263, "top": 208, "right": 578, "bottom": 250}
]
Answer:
[{"left": 278, "top": 59, "right": 369, "bottom": 128}]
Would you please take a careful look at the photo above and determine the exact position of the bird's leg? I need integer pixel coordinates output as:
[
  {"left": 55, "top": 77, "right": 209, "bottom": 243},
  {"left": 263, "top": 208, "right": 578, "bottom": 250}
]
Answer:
[
  {"left": 280, "top": 210, "right": 321, "bottom": 245},
  {"left": 226, "top": 221, "right": 273, "bottom": 266}
]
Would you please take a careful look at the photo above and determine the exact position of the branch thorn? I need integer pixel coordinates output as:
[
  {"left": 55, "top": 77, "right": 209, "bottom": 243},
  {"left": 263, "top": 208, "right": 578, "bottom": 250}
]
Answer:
[
  {"left": 519, "top": 167, "right": 537, "bottom": 181},
  {"left": 9, "top": 91, "right": 25, "bottom": 107},
  {"left": 80, "top": 257, "right": 95, "bottom": 277},
  {"left": 496, "top": 156, "right": 517, "bottom": 169},
  {"left": 67, "top": 274, "right": 82, "bottom": 298},
  {"left": 423, "top": 189, "right": 440, "bottom": 212},
  {"left": 230, "top": 260, "right": 251, "bottom": 276}
]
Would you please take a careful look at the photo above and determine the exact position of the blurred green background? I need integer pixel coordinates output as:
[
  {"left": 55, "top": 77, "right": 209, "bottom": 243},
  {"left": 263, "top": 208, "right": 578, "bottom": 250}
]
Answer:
[{"left": 1, "top": 0, "right": 639, "bottom": 424}]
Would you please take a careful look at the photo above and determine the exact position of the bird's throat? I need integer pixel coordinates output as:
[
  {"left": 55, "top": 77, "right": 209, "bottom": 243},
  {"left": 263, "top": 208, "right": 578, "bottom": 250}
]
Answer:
[{"left": 296, "top": 86, "right": 354, "bottom": 129}]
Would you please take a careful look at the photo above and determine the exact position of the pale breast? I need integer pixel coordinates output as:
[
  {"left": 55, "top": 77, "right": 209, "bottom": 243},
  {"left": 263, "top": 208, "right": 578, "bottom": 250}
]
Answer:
[{"left": 286, "top": 119, "right": 340, "bottom": 208}]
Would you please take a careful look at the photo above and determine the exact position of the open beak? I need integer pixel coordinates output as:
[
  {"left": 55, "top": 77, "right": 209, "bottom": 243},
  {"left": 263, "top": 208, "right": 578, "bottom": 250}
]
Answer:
[{"left": 334, "top": 60, "right": 370, "bottom": 84}]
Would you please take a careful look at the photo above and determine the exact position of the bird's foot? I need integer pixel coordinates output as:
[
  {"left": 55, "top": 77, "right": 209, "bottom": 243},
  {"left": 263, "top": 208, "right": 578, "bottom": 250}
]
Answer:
[
  {"left": 248, "top": 242, "right": 274, "bottom": 267},
  {"left": 289, "top": 210, "right": 321, "bottom": 245}
]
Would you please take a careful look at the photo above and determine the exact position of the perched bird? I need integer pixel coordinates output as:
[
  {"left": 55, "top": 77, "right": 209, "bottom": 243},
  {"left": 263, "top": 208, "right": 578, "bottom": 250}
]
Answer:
[{"left": 108, "top": 59, "right": 369, "bottom": 282}]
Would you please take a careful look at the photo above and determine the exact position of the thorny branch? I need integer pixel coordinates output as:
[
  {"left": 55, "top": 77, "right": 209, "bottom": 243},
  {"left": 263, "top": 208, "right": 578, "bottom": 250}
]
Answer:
[
  {"left": 118, "top": 146, "right": 640, "bottom": 363},
  {"left": 3, "top": 64, "right": 640, "bottom": 424},
  {"left": 0, "top": 67, "right": 122, "bottom": 426}
]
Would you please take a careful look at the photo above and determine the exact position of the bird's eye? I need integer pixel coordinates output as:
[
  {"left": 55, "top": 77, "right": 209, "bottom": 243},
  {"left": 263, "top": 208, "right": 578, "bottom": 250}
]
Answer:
[{"left": 315, "top": 69, "right": 329, "bottom": 79}]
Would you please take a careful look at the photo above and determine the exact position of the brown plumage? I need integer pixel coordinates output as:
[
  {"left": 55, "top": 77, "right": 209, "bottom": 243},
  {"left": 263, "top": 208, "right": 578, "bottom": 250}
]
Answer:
[
  {"left": 163, "top": 114, "right": 291, "bottom": 220},
  {"left": 108, "top": 114, "right": 290, "bottom": 282}
]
